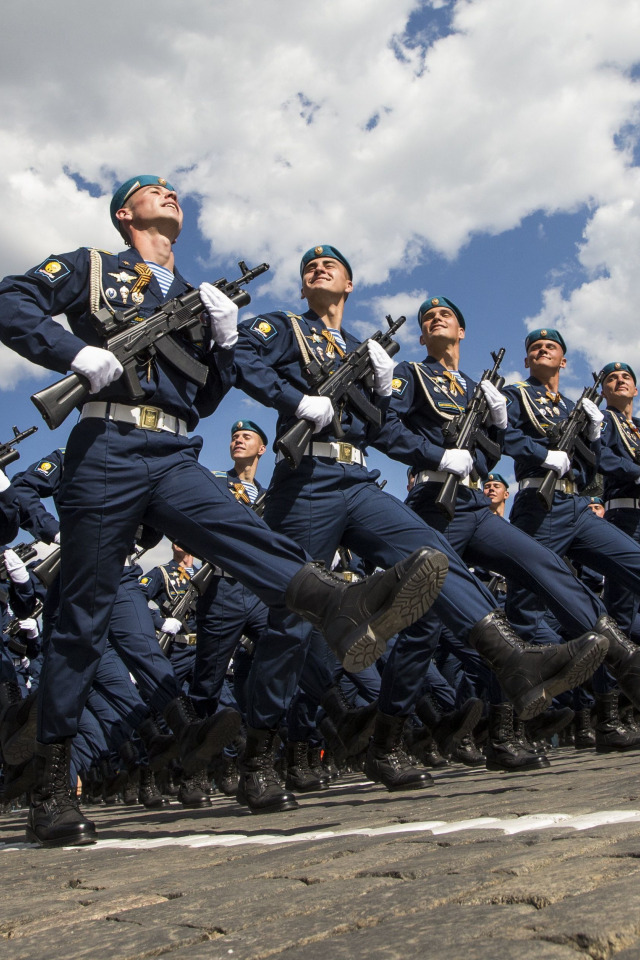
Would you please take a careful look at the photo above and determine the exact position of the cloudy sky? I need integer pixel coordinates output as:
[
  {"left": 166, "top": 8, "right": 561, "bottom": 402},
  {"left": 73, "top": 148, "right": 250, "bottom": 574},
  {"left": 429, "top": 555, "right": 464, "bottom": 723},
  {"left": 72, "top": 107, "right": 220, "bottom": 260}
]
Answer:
[{"left": 1, "top": 0, "right": 639, "bottom": 549}]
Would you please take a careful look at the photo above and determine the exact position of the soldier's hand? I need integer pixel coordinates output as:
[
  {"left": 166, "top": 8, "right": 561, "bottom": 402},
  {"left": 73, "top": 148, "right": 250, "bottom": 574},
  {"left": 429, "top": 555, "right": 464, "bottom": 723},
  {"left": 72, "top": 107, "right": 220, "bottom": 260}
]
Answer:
[
  {"left": 438, "top": 448, "right": 474, "bottom": 478},
  {"left": 367, "top": 339, "right": 395, "bottom": 396},
  {"left": 3, "top": 548, "right": 30, "bottom": 584},
  {"left": 161, "top": 617, "right": 182, "bottom": 635},
  {"left": 71, "top": 346, "right": 123, "bottom": 393},
  {"left": 199, "top": 283, "right": 238, "bottom": 349},
  {"left": 18, "top": 618, "right": 39, "bottom": 639},
  {"left": 0, "top": 468, "right": 9, "bottom": 493},
  {"left": 295, "top": 395, "right": 334, "bottom": 433},
  {"left": 581, "top": 397, "right": 604, "bottom": 441},
  {"left": 480, "top": 381, "right": 508, "bottom": 429},
  {"left": 542, "top": 450, "right": 571, "bottom": 476}
]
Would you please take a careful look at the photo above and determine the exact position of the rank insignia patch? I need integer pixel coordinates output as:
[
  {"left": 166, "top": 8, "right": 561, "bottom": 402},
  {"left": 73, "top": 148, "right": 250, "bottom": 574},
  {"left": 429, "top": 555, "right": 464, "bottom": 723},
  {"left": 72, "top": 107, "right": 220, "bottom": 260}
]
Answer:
[
  {"left": 391, "top": 377, "right": 408, "bottom": 395},
  {"left": 250, "top": 318, "right": 278, "bottom": 341},
  {"left": 33, "top": 259, "right": 70, "bottom": 284},
  {"left": 35, "top": 460, "right": 57, "bottom": 477},
  {"left": 139, "top": 577, "right": 150, "bottom": 585}
]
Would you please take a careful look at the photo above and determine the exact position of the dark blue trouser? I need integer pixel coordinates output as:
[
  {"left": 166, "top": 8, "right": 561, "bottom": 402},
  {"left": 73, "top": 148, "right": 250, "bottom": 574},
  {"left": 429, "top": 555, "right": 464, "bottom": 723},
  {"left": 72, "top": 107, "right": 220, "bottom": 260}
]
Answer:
[
  {"left": 507, "top": 491, "right": 640, "bottom": 639},
  {"left": 244, "top": 458, "right": 508, "bottom": 729},
  {"left": 38, "top": 420, "right": 309, "bottom": 742},
  {"left": 603, "top": 508, "right": 640, "bottom": 634},
  {"left": 378, "top": 483, "right": 605, "bottom": 715}
]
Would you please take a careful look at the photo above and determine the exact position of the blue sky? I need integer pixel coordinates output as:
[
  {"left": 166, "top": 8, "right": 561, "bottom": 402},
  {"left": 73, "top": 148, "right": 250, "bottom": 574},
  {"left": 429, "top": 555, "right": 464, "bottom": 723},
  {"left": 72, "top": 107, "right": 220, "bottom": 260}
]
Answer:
[{"left": 0, "top": 0, "right": 638, "bottom": 557}]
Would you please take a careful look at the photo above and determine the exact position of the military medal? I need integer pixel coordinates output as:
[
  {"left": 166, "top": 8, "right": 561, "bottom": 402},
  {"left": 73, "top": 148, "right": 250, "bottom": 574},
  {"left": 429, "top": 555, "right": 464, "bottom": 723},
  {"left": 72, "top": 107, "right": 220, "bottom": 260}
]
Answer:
[
  {"left": 120, "top": 285, "right": 130, "bottom": 303},
  {"left": 105, "top": 287, "right": 117, "bottom": 299},
  {"left": 131, "top": 291, "right": 144, "bottom": 305}
]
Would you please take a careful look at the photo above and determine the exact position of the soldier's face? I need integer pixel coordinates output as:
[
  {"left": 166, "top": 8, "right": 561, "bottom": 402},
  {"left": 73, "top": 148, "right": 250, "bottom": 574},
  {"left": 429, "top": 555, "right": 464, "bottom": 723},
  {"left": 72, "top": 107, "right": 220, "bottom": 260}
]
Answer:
[
  {"left": 301, "top": 258, "right": 352, "bottom": 299},
  {"left": 483, "top": 481, "right": 509, "bottom": 506},
  {"left": 419, "top": 307, "right": 464, "bottom": 347},
  {"left": 118, "top": 185, "right": 183, "bottom": 237},
  {"left": 524, "top": 339, "right": 566, "bottom": 374},
  {"left": 588, "top": 502, "right": 605, "bottom": 517},
  {"left": 230, "top": 430, "right": 266, "bottom": 461},
  {"left": 603, "top": 370, "right": 637, "bottom": 405}
]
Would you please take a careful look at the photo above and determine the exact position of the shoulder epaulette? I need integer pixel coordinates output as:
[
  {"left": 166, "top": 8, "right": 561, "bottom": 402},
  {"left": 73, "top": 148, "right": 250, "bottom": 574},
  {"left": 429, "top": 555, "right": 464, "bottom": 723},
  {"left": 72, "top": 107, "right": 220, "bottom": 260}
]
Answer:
[{"left": 211, "top": 470, "right": 227, "bottom": 478}]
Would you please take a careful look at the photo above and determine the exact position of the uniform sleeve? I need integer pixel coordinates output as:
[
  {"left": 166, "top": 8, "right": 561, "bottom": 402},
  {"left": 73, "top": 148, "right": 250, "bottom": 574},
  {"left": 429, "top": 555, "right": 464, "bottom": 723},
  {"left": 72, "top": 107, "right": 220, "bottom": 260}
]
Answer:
[
  {"left": 0, "top": 250, "right": 93, "bottom": 373},
  {"left": 502, "top": 385, "right": 550, "bottom": 467},
  {"left": 370, "top": 364, "right": 448, "bottom": 470},
  {"left": 599, "top": 413, "right": 640, "bottom": 483},
  {"left": 138, "top": 567, "right": 166, "bottom": 629},
  {"left": 12, "top": 451, "right": 63, "bottom": 544},
  {"left": 0, "top": 486, "right": 20, "bottom": 545},
  {"left": 234, "top": 315, "right": 307, "bottom": 416}
]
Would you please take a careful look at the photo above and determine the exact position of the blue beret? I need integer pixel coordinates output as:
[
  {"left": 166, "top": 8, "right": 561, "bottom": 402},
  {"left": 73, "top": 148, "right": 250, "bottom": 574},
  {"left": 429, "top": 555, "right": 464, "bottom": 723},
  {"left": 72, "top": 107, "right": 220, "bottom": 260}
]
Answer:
[
  {"left": 418, "top": 296, "right": 465, "bottom": 330},
  {"left": 589, "top": 496, "right": 604, "bottom": 506},
  {"left": 525, "top": 328, "right": 566, "bottom": 354},
  {"left": 231, "top": 419, "right": 268, "bottom": 445},
  {"left": 602, "top": 361, "right": 637, "bottom": 385},
  {"left": 300, "top": 245, "right": 352, "bottom": 279},
  {"left": 484, "top": 473, "right": 509, "bottom": 488},
  {"left": 110, "top": 176, "right": 176, "bottom": 231}
]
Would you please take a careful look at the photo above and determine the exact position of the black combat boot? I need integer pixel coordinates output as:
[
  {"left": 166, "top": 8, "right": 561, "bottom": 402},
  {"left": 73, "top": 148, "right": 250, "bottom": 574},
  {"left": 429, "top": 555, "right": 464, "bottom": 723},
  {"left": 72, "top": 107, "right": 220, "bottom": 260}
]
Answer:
[
  {"left": 513, "top": 716, "right": 551, "bottom": 766},
  {"left": 525, "top": 706, "right": 575, "bottom": 744},
  {"left": 137, "top": 717, "right": 179, "bottom": 771},
  {"left": 308, "top": 744, "right": 334, "bottom": 782},
  {"left": 449, "top": 733, "right": 485, "bottom": 766},
  {"left": 594, "top": 692, "right": 640, "bottom": 753},
  {"left": 177, "top": 766, "right": 213, "bottom": 808},
  {"left": 573, "top": 708, "right": 595, "bottom": 749},
  {"left": 468, "top": 609, "right": 608, "bottom": 720},
  {"left": 596, "top": 615, "right": 640, "bottom": 710},
  {"left": 320, "top": 685, "right": 378, "bottom": 754},
  {"left": 0, "top": 682, "right": 37, "bottom": 766},
  {"left": 285, "top": 548, "right": 448, "bottom": 672},
  {"left": 484, "top": 703, "right": 549, "bottom": 772},
  {"left": 1, "top": 756, "right": 36, "bottom": 802},
  {"left": 237, "top": 728, "right": 299, "bottom": 813},
  {"left": 212, "top": 753, "right": 240, "bottom": 796},
  {"left": 138, "top": 767, "right": 170, "bottom": 808},
  {"left": 403, "top": 726, "right": 450, "bottom": 768},
  {"left": 365, "top": 712, "right": 433, "bottom": 791},
  {"left": 416, "top": 695, "right": 484, "bottom": 757},
  {"left": 163, "top": 695, "right": 240, "bottom": 771},
  {"left": 26, "top": 740, "right": 96, "bottom": 847},
  {"left": 285, "top": 741, "right": 329, "bottom": 792}
]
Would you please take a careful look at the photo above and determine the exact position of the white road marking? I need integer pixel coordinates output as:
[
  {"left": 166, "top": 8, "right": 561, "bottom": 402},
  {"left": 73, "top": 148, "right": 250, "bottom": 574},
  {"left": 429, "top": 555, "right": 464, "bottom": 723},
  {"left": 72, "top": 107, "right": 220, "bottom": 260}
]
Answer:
[{"left": 3, "top": 809, "right": 640, "bottom": 851}]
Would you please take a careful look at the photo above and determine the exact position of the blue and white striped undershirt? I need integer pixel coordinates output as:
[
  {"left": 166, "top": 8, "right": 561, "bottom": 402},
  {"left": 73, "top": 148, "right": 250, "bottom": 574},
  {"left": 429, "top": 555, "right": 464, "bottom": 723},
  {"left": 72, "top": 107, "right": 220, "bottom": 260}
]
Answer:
[
  {"left": 145, "top": 260, "right": 174, "bottom": 296},
  {"left": 326, "top": 328, "right": 347, "bottom": 352},
  {"left": 240, "top": 480, "right": 259, "bottom": 503}
]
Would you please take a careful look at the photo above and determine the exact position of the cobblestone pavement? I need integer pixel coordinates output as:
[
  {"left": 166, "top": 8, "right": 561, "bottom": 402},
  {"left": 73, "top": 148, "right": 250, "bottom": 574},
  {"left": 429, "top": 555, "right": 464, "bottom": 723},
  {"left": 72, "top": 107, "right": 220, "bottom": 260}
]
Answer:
[{"left": 3, "top": 747, "right": 640, "bottom": 959}]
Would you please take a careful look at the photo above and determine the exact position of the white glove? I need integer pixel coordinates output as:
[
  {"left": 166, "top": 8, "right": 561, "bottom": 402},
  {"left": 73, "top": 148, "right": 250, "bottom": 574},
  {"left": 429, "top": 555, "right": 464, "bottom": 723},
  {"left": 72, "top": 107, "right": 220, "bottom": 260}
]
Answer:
[
  {"left": 295, "top": 395, "right": 334, "bottom": 434},
  {"left": 542, "top": 450, "right": 571, "bottom": 477},
  {"left": 581, "top": 397, "right": 604, "bottom": 441},
  {"left": 54, "top": 532, "right": 61, "bottom": 544},
  {"left": 3, "top": 549, "right": 29, "bottom": 584},
  {"left": 199, "top": 283, "right": 238, "bottom": 349},
  {"left": 161, "top": 617, "right": 182, "bottom": 635},
  {"left": 0, "top": 469, "right": 10, "bottom": 493},
  {"left": 438, "top": 448, "right": 474, "bottom": 478},
  {"left": 367, "top": 339, "right": 395, "bottom": 396},
  {"left": 18, "top": 618, "right": 39, "bottom": 639},
  {"left": 480, "top": 380, "right": 508, "bottom": 429},
  {"left": 71, "top": 345, "right": 123, "bottom": 394}
]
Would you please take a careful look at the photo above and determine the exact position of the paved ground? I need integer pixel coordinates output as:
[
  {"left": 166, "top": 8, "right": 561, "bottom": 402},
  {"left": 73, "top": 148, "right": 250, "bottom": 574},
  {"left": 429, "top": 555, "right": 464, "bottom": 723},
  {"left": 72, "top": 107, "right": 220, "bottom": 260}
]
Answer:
[{"left": 3, "top": 747, "right": 640, "bottom": 959}]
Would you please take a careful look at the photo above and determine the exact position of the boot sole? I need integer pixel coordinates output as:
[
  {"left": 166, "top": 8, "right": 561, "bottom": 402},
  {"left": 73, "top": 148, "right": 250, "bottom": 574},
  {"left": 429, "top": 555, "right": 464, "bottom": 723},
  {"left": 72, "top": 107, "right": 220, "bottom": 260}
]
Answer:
[
  {"left": 342, "top": 549, "right": 449, "bottom": 673},
  {"left": 514, "top": 636, "right": 608, "bottom": 721},
  {"left": 25, "top": 827, "right": 96, "bottom": 847},
  {"left": 236, "top": 792, "right": 299, "bottom": 813}
]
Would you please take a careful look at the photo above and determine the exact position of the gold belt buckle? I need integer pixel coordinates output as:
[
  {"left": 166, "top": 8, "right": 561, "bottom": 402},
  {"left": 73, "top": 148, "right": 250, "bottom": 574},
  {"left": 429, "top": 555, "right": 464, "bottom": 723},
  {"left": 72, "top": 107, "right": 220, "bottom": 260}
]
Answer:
[
  {"left": 337, "top": 442, "right": 353, "bottom": 463},
  {"left": 138, "top": 405, "right": 162, "bottom": 431},
  {"left": 186, "top": 633, "right": 197, "bottom": 646}
]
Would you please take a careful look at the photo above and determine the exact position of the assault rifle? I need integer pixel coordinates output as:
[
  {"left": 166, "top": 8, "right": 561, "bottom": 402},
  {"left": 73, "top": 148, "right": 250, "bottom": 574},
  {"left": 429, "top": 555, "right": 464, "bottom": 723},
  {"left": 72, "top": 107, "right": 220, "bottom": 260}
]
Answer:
[
  {"left": 31, "top": 546, "right": 61, "bottom": 589},
  {"left": 0, "top": 425, "right": 38, "bottom": 470},
  {"left": 6, "top": 599, "right": 43, "bottom": 656},
  {"left": 0, "top": 542, "right": 38, "bottom": 581},
  {"left": 536, "top": 368, "right": 606, "bottom": 512},
  {"left": 276, "top": 314, "right": 406, "bottom": 470},
  {"left": 31, "top": 260, "right": 270, "bottom": 430},
  {"left": 157, "top": 562, "right": 216, "bottom": 653},
  {"left": 435, "top": 348, "right": 506, "bottom": 521}
]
